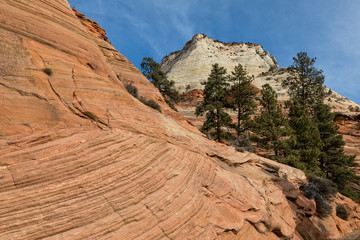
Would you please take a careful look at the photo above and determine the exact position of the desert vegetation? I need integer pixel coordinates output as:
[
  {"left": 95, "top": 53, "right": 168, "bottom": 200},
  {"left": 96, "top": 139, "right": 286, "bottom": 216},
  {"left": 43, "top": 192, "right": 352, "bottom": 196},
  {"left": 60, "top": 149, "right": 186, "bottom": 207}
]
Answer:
[
  {"left": 301, "top": 174, "right": 337, "bottom": 218},
  {"left": 349, "top": 105, "right": 360, "bottom": 112},
  {"left": 336, "top": 204, "right": 349, "bottom": 220},
  {"left": 194, "top": 52, "right": 359, "bottom": 203},
  {"left": 42, "top": 67, "right": 53, "bottom": 76},
  {"left": 141, "top": 57, "right": 179, "bottom": 111},
  {"left": 124, "top": 82, "right": 161, "bottom": 112}
]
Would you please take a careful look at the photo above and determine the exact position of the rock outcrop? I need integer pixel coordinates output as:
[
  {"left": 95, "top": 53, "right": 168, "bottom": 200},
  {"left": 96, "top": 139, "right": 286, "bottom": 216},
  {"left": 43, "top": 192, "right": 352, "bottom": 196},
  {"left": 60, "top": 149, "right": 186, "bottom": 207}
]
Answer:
[
  {"left": 161, "top": 34, "right": 278, "bottom": 93},
  {"left": 161, "top": 34, "right": 360, "bottom": 114},
  {"left": 0, "top": 1, "right": 360, "bottom": 240},
  {"left": 335, "top": 114, "right": 360, "bottom": 171}
]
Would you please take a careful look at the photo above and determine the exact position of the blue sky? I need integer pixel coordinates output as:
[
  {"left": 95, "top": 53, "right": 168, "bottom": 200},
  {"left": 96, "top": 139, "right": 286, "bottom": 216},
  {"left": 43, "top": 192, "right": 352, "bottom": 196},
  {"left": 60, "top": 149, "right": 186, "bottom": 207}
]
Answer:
[{"left": 68, "top": 0, "right": 360, "bottom": 104}]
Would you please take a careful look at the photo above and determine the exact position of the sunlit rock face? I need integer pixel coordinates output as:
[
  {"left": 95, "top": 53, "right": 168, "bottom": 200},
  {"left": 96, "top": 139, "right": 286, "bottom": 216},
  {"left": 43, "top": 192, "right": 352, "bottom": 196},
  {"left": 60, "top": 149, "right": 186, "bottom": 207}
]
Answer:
[
  {"left": 161, "top": 33, "right": 278, "bottom": 93},
  {"left": 161, "top": 34, "right": 359, "bottom": 114},
  {"left": 1, "top": 1, "right": 360, "bottom": 240}
]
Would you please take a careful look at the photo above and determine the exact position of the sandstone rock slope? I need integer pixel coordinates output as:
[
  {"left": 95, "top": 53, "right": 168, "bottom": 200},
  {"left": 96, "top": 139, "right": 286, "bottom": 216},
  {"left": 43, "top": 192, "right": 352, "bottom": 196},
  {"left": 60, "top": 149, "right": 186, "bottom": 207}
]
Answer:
[{"left": 0, "top": 1, "right": 360, "bottom": 240}]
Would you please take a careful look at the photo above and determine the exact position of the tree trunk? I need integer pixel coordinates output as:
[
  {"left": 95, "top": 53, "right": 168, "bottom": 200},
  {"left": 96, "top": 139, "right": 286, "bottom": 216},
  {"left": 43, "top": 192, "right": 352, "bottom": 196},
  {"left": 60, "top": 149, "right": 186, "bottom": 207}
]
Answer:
[
  {"left": 237, "top": 105, "right": 241, "bottom": 137},
  {"left": 216, "top": 108, "right": 221, "bottom": 142}
]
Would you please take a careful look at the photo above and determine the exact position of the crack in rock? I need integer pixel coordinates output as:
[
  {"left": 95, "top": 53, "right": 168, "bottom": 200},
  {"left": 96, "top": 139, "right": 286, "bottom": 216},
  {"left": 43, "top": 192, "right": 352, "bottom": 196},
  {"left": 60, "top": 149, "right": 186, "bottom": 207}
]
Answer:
[{"left": 0, "top": 82, "right": 48, "bottom": 101}]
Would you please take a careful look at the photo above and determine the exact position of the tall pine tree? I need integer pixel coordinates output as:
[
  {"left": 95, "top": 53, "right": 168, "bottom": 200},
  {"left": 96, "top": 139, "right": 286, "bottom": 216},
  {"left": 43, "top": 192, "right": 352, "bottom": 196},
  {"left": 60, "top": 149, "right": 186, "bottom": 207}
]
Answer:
[
  {"left": 282, "top": 52, "right": 326, "bottom": 108},
  {"left": 282, "top": 52, "right": 358, "bottom": 199},
  {"left": 195, "top": 64, "right": 232, "bottom": 142},
  {"left": 251, "top": 84, "right": 292, "bottom": 158},
  {"left": 313, "top": 102, "right": 358, "bottom": 196},
  {"left": 229, "top": 64, "right": 258, "bottom": 136},
  {"left": 287, "top": 101, "right": 323, "bottom": 173}
]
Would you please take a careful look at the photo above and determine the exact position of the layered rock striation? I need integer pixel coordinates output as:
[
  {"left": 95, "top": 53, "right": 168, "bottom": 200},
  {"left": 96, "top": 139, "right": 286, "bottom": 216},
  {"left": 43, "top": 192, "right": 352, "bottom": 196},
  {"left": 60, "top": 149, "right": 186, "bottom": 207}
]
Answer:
[{"left": 0, "top": 1, "right": 360, "bottom": 240}]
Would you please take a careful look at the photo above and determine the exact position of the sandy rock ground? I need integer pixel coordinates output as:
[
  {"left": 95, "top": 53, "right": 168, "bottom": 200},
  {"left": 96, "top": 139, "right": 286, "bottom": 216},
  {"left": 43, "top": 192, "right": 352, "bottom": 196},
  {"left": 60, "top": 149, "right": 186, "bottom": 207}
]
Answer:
[{"left": 0, "top": 1, "right": 360, "bottom": 239}]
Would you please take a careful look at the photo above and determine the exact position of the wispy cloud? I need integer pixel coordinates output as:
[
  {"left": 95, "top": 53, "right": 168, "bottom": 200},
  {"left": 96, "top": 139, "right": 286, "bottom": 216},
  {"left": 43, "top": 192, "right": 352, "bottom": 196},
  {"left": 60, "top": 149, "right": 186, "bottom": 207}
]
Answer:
[
  {"left": 93, "top": 0, "right": 196, "bottom": 59},
  {"left": 153, "top": 0, "right": 195, "bottom": 38},
  {"left": 69, "top": 0, "right": 360, "bottom": 103}
]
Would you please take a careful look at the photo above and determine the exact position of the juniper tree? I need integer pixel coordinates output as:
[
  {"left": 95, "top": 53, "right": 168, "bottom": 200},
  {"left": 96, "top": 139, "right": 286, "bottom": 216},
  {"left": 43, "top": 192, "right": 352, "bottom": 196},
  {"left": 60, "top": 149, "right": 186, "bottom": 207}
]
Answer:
[
  {"left": 195, "top": 64, "right": 232, "bottom": 142},
  {"left": 229, "top": 64, "right": 258, "bottom": 136},
  {"left": 251, "top": 84, "right": 292, "bottom": 158},
  {"left": 141, "top": 57, "right": 179, "bottom": 104}
]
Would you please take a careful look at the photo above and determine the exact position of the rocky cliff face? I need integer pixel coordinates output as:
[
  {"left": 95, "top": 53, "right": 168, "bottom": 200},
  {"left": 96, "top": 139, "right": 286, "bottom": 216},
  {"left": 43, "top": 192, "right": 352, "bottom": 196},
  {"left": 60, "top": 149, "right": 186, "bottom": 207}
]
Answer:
[
  {"left": 161, "top": 34, "right": 359, "bottom": 114},
  {"left": 1, "top": 1, "right": 360, "bottom": 240},
  {"left": 335, "top": 114, "right": 360, "bottom": 172},
  {"left": 161, "top": 34, "right": 278, "bottom": 92}
]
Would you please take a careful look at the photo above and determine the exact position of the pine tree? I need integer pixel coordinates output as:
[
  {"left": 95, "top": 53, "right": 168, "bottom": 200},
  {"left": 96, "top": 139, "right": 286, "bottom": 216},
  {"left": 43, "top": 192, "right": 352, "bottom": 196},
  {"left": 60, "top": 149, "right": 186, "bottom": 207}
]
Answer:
[
  {"left": 229, "top": 64, "right": 258, "bottom": 136},
  {"left": 141, "top": 57, "right": 179, "bottom": 103},
  {"left": 282, "top": 51, "right": 359, "bottom": 200},
  {"left": 251, "top": 84, "right": 292, "bottom": 158},
  {"left": 282, "top": 52, "right": 326, "bottom": 108},
  {"left": 313, "top": 102, "right": 358, "bottom": 196},
  {"left": 287, "top": 101, "right": 323, "bottom": 173},
  {"left": 281, "top": 52, "right": 325, "bottom": 173},
  {"left": 195, "top": 64, "right": 232, "bottom": 142}
]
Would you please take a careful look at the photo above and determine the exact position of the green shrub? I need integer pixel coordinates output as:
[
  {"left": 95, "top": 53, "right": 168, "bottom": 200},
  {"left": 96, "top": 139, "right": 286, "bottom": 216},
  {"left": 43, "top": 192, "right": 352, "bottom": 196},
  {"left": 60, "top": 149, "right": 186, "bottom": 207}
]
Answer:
[
  {"left": 42, "top": 67, "right": 53, "bottom": 76},
  {"left": 336, "top": 204, "right": 349, "bottom": 220},
  {"left": 139, "top": 97, "right": 161, "bottom": 113},
  {"left": 236, "top": 147, "right": 246, "bottom": 153},
  {"left": 124, "top": 83, "right": 138, "bottom": 99},
  {"left": 165, "top": 98, "right": 178, "bottom": 111},
  {"left": 341, "top": 185, "right": 360, "bottom": 202},
  {"left": 230, "top": 134, "right": 254, "bottom": 153},
  {"left": 301, "top": 174, "right": 337, "bottom": 218},
  {"left": 123, "top": 82, "right": 161, "bottom": 112}
]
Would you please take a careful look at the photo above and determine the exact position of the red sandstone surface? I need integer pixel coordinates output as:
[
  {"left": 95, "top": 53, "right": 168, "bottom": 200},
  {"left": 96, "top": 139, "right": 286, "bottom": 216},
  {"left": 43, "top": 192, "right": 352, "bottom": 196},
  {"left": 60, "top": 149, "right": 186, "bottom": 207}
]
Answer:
[
  {"left": 335, "top": 115, "right": 360, "bottom": 174},
  {"left": 0, "top": 1, "right": 360, "bottom": 239}
]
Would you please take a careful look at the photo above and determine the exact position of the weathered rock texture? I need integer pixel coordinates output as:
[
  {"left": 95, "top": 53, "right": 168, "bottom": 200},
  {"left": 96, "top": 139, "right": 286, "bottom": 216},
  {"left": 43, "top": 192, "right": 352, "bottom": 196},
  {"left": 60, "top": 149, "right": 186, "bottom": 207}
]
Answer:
[
  {"left": 161, "top": 34, "right": 278, "bottom": 93},
  {"left": 1, "top": 1, "right": 360, "bottom": 240},
  {"left": 161, "top": 34, "right": 359, "bottom": 114},
  {"left": 335, "top": 114, "right": 360, "bottom": 171},
  {"left": 72, "top": 9, "right": 183, "bottom": 121}
]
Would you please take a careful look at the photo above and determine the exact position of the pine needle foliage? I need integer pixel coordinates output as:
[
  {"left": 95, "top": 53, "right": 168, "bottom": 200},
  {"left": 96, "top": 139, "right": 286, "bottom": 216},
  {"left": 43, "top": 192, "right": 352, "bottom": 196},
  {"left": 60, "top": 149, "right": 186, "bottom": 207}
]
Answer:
[
  {"left": 141, "top": 57, "right": 179, "bottom": 108},
  {"left": 282, "top": 52, "right": 327, "bottom": 107},
  {"left": 195, "top": 64, "right": 232, "bottom": 142},
  {"left": 313, "top": 102, "right": 358, "bottom": 195},
  {"left": 228, "top": 64, "right": 258, "bottom": 136},
  {"left": 251, "top": 84, "right": 292, "bottom": 158},
  {"left": 282, "top": 51, "right": 358, "bottom": 200}
]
